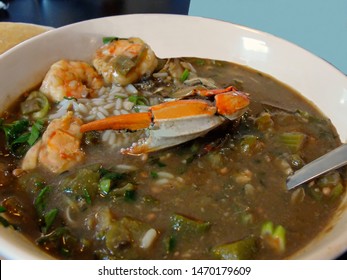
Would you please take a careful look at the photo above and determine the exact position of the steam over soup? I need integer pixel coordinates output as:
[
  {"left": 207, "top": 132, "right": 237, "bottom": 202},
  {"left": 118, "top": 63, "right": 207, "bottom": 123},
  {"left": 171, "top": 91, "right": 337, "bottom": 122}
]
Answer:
[{"left": 0, "top": 37, "right": 345, "bottom": 260}]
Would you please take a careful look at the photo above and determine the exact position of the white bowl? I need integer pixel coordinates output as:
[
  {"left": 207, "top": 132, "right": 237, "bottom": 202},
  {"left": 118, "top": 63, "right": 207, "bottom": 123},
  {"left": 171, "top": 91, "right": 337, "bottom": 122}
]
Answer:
[{"left": 0, "top": 14, "right": 346, "bottom": 260}]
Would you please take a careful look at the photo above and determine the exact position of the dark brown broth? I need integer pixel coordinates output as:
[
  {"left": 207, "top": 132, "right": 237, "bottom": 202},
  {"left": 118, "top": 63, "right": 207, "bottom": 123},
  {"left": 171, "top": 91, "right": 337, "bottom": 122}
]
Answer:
[{"left": 0, "top": 58, "right": 344, "bottom": 260}]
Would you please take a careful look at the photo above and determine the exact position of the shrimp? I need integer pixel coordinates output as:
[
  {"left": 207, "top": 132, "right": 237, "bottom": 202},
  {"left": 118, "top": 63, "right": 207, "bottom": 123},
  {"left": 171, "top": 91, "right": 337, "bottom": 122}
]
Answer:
[
  {"left": 21, "top": 112, "right": 85, "bottom": 173},
  {"left": 40, "top": 60, "right": 104, "bottom": 102},
  {"left": 93, "top": 37, "right": 158, "bottom": 86}
]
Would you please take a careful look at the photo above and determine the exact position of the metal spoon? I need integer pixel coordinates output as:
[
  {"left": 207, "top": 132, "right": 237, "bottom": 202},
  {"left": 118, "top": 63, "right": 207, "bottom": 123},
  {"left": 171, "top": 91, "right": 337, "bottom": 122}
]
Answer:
[{"left": 286, "top": 143, "right": 347, "bottom": 190}]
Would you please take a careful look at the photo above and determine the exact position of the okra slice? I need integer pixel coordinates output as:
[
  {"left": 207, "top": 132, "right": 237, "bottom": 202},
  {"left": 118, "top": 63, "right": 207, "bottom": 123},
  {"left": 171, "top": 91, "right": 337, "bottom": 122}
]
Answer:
[
  {"left": 211, "top": 236, "right": 257, "bottom": 260},
  {"left": 170, "top": 213, "right": 211, "bottom": 235}
]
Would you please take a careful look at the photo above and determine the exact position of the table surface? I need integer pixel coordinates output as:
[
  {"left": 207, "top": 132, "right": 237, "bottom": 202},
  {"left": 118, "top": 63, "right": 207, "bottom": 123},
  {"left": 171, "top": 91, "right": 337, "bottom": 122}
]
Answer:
[
  {"left": 0, "top": 0, "right": 346, "bottom": 261},
  {"left": 189, "top": 0, "right": 347, "bottom": 75},
  {"left": 0, "top": 0, "right": 190, "bottom": 27}
]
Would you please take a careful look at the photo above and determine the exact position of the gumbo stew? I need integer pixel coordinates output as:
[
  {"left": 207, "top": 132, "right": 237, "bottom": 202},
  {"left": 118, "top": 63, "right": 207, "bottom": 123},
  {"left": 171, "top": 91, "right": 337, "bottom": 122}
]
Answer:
[{"left": 0, "top": 37, "right": 345, "bottom": 259}]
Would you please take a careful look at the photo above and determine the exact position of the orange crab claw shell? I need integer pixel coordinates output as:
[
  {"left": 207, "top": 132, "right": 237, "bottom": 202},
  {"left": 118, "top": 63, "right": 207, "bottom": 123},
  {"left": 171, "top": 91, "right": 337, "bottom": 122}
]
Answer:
[
  {"left": 80, "top": 111, "right": 152, "bottom": 133},
  {"left": 150, "top": 99, "right": 216, "bottom": 121},
  {"left": 215, "top": 91, "right": 250, "bottom": 117}
]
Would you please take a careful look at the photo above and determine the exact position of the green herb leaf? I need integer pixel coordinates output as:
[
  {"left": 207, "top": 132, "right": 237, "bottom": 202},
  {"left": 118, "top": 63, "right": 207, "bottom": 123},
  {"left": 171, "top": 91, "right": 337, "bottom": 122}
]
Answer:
[
  {"left": 150, "top": 171, "right": 158, "bottom": 179},
  {"left": 12, "top": 132, "right": 30, "bottom": 145},
  {"left": 0, "top": 216, "right": 11, "bottom": 228},
  {"left": 28, "top": 119, "right": 44, "bottom": 146},
  {"left": 43, "top": 208, "right": 58, "bottom": 233},
  {"left": 0, "top": 118, "right": 45, "bottom": 158},
  {"left": 1, "top": 119, "right": 29, "bottom": 142},
  {"left": 0, "top": 205, "right": 6, "bottom": 213},
  {"left": 83, "top": 188, "right": 92, "bottom": 205},
  {"left": 103, "top": 37, "right": 119, "bottom": 44},
  {"left": 34, "top": 185, "right": 50, "bottom": 215},
  {"left": 180, "top": 69, "right": 190, "bottom": 82}
]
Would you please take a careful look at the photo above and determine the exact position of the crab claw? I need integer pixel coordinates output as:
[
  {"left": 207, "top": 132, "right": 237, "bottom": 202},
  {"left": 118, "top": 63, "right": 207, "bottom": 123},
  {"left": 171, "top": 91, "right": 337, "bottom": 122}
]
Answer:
[
  {"left": 121, "top": 100, "right": 224, "bottom": 155},
  {"left": 80, "top": 86, "right": 250, "bottom": 155},
  {"left": 80, "top": 112, "right": 152, "bottom": 132}
]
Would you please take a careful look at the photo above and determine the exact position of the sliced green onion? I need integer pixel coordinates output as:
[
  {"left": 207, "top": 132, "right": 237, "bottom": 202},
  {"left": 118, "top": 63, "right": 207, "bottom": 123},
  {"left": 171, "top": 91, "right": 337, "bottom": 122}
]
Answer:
[
  {"left": 20, "top": 98, "right": 41, "bottom": 114},
  {"left": 128, "top": 95, "right": 149, "bottom": 106},
  {"left": 21, "top": 91, "right": 50, "bottom": 120},
  {"left": 273, "top": 225, "right": 286, "bottom": 253},
  {"left": 260, "top": 220, "right": 274, "bottom": 236},
  {"left": 260, "top": 221, "right": 286, "bottom": 253},
  {"left": 99, "top": 178, "right": 112, "bottom": 195}
]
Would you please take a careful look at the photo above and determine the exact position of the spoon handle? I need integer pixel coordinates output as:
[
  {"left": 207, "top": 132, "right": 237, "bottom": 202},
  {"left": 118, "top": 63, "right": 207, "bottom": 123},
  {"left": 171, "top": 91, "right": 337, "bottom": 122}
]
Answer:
[{"left": 286, "top": 144, "right": 347, "bottom": 190}]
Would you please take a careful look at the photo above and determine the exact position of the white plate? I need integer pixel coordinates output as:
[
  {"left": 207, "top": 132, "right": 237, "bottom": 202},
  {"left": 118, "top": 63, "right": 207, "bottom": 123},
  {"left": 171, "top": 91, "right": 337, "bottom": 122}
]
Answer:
[{"left": 0, "top": 14, "right": 347, "bottom": 259}]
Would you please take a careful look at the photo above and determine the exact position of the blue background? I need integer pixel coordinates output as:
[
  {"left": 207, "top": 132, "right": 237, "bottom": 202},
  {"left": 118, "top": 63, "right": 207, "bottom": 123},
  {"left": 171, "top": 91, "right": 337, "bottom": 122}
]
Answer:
[{"left": 189, "top": 0, "right": 347, "bottom": 74}]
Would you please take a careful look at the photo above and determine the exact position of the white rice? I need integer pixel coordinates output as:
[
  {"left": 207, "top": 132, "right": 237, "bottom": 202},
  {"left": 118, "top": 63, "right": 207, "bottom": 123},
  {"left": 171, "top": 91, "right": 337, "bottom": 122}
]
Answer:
[
  {"left": 157, "top": 171, "right": 175, "bottom": 179},
  {"left": 140, "top": 228, "right": 157, "bottom": 249},
  {"left": 115, "top": 164, "right": 138, "bottom": 172},
  {"left": 48, "top": 83, "right": 162, "bottom": 148},
  {"left": 125, "top": 84, "right": 138, "bottom": 94}
]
